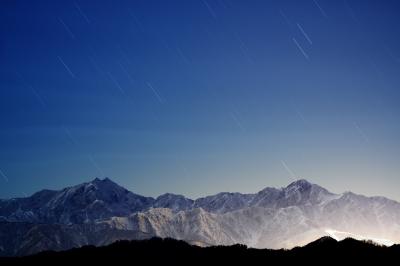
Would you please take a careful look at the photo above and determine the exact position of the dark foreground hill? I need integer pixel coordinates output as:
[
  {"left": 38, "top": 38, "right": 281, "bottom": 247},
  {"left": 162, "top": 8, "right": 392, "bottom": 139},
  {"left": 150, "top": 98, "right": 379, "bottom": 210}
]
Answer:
[{"left": 1, "top": 237, "right": 399, "bottom": 265}]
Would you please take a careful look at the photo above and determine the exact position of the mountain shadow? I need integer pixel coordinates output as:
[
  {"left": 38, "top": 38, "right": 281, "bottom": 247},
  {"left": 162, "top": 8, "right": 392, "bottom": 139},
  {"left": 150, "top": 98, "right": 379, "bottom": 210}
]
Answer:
[{"left": 0, "top": 236, "right": 398, "bottom": 265}]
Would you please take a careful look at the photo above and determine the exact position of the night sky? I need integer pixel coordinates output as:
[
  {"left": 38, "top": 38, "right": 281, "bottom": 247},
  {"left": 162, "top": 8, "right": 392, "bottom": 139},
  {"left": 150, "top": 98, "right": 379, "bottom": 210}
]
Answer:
[{"left": 1, "top": 0, "right": 400, "bottom": 200}]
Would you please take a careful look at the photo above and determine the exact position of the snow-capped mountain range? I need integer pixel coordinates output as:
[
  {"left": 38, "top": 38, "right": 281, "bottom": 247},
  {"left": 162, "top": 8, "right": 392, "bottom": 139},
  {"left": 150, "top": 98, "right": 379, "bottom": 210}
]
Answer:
[{"left": 1, "top": 178, "right": 400, "bottom": 256}]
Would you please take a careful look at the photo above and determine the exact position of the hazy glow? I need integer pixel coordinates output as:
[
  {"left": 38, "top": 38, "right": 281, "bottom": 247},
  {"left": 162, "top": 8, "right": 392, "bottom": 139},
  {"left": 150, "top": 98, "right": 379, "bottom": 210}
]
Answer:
[{"left": 325, "top": 229, "right": 394, "bottom": 247}]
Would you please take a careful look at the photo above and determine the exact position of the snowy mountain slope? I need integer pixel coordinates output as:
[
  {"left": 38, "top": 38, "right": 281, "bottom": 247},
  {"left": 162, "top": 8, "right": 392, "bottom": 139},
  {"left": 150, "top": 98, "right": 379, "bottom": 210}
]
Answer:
[
  {"left": 317, "top": 192, "right": 400, "bottom": 240},
  {"left": 153, "top": 193, "right": 194, "bottom": 211},
  {"left": 1, "top": 178, "right": 400, "bottom": 255},
  {"left": 193, "top": 192, "right": 255, "bottom": 213},
  {"left": 99, "top": 206, "right": 327, "bottom": 249},
  {"left": 100, "top": 208, "right": 238, "bottom": 246},
  {"left": 191, "top": 179, "right": 338, "bottom": 213},
  {"left": 0, "top": 179, "right": 342, "bottom": 224},
  {"left": 97, "top": 179, "right": 400, "bottom": 249},
  {"left": 0, "top": 178, "right": 330, "bottom": 223},
  {"left": 0, "top": 178, "right": 154, "bottom": 224},
  {"left": 98, "top": 187, "right": 400, "bottom": 249}
]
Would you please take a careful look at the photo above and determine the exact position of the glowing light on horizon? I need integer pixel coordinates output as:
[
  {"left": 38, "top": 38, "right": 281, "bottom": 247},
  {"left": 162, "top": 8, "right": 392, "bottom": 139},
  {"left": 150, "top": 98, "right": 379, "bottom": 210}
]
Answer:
[{"left": 325, "top": 229, "right": 395, "bottom": 246}]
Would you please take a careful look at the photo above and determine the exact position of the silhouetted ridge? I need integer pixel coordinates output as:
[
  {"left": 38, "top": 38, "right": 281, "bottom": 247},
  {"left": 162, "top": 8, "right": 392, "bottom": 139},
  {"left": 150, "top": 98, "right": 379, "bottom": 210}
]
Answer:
[
  {"left": 0, "top": 237, "right": 397, "bottom": 265},
  {"left": 303, "top": 236, "right": 337, "bottom": 248}
]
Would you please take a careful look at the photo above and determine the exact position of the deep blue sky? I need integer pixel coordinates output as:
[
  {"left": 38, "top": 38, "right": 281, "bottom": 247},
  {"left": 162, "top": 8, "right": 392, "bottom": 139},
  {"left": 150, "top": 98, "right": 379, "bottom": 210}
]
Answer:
[{"left": 1, "top": 0, "right": 400, "bottom": 200}]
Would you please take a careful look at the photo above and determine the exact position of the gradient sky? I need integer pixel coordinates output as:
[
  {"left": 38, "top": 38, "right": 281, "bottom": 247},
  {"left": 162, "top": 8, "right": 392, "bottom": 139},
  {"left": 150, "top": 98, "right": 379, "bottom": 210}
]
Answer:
[{"left": 1, "top": 0, "right": 400, "bottom": 200}]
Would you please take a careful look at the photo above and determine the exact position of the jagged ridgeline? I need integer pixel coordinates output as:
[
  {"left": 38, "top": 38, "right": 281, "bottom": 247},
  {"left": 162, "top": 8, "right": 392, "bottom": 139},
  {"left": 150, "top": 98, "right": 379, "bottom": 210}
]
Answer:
[{"left": 1, "top": 178, "right": 400, "bottom": 256}]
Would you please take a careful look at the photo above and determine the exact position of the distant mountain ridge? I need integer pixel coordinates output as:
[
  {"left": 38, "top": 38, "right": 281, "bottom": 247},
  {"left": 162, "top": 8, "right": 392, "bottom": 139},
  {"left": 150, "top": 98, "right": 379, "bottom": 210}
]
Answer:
[
  {"left": 1, "top": 178, "right": 400, "bottom": 256},
  {"left": 0, "top": 178, "right": 337, "bottom": 223},
  {"left": 0, "top": 178, "right": 154, "bottom": 224}
]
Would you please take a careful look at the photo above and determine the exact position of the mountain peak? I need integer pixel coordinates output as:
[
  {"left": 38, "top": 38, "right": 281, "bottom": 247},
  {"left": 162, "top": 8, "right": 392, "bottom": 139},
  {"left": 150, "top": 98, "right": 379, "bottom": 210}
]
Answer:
[
  {"left": 90, "top": 177, "right": 121, "bottom": 190},
  {"left": 285, "top": 179, "right": 330, "bottom": 192},
  {"left": 286, "top": 179, "right": 312, "bottom": 189},
  {"left": 304, "top": 236, "right": 338, "bottom": 248},
  {"left": 92, "top": 177, "right": 113, "bottom": 184},
  {"left": 154, "top": 193, "right": 194, "bottom": 211},
  {"left": 280, "top": 179, "right": 337, "bottom": 206}
]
